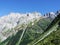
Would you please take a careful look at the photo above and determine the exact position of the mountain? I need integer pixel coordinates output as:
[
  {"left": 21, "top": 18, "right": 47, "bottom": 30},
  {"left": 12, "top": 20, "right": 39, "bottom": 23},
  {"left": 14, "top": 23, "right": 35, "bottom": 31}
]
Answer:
[
  {"left": 44, "top": 12, "right": 57, "bottom": 19},
  {"left": 44, "top": 10, "right": 60, "bottom": 19},
  {"left": 0, "top": 12, "right": 42, "bottom": 42},
  {"left": 0, "top": 11, "right": 60, "bottom": 45}
]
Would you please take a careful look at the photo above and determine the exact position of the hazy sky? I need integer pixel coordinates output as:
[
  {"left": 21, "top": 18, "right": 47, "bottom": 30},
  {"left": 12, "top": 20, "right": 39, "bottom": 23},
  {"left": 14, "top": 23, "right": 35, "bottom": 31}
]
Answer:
[{"left": 0, "top": 0, "right": 60, "bottom": 16}]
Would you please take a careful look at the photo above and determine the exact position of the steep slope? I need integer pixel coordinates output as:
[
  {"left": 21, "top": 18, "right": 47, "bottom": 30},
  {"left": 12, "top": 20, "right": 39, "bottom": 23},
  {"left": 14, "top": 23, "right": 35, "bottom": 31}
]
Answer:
[
  {"left": 0, "top": 12, "right": 42, "bottom": 42},
  {"left": 0, "top": 17, "right": 52, "bottom": 45},
  {"left": 37, "top": 14, "right": 60, "bottom": 45},
  {"left": 37, "top": 26, "right": 60, "bottom": 45},
  {"left": 31, "top": 13, "right": 60, "bottom": 45},
  {"left": 0, "top": 11, "right": 60, "bottom": 45}
]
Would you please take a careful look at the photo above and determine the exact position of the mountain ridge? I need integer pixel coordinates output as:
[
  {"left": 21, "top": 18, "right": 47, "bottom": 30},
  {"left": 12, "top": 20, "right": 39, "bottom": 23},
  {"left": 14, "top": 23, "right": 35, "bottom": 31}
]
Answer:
[{"left": 0, "top": 11, "right": 60, "bottom": 45}]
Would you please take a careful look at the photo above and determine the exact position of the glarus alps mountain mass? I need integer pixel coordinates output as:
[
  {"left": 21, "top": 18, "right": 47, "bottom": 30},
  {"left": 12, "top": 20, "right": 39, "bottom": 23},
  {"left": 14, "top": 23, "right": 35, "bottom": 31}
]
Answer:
[
  {"left": 0, "top": 12, "right": 42, "bottom": 41},
  {"left": 0, "top": 11, "right": 60, "bottom": 45},
  {"left": 0, "top": 0, "right": 60, "bottom": 45},
  {"left": 0, "top": 11, "right": 57, "bottom": 41}
]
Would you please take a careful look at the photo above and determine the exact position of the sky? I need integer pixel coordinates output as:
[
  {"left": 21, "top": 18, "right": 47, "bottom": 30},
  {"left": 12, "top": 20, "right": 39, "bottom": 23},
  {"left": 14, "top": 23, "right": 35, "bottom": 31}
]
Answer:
[{"left": 0, "top": 0, "right": 60, "bottom": 16}]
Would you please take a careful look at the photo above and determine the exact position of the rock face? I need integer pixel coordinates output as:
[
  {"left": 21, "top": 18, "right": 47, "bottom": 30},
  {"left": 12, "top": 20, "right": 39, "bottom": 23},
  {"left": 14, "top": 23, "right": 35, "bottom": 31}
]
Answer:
[
  {"left": 0, "top": 12, "right": 42, "bottom": 41},
  {"left": 0, "top": 11, "right": 59, "bottom": 42},
  {"left": 0, "top": 12, "right": 42, "bottom": 30},
  {"left": 44, "top": 10, "right": 60, "bottom": 19},
  {"left": 44, "top": 12, "right": 56, "bottom": 19}
]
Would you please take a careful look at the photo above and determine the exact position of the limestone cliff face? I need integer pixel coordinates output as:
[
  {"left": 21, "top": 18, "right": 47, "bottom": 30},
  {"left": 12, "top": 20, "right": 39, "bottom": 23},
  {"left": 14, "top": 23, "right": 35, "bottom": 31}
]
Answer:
[{"left": 0, "top": 12, "right": 42, "bottom": 41}]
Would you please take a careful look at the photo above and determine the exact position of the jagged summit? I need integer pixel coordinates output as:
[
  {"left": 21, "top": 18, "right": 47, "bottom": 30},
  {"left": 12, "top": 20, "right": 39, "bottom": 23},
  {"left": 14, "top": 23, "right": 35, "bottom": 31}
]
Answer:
[
  {"left": 0, "top": 12, "right": 42, "bottom": 29},
  {"left": 44, "top": 12, "right": 56, "bottom": 19}
]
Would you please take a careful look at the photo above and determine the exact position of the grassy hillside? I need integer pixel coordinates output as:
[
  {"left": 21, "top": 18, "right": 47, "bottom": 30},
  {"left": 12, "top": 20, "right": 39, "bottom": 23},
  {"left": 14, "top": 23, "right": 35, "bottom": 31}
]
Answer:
[{"left": 37, "top": 27, "right": 60, "bottom": 45}]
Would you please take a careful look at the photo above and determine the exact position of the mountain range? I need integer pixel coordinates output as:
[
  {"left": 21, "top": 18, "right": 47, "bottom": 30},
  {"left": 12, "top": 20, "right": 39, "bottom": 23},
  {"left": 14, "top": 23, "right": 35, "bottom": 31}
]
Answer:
[{"left": 0, "top": 11, "right": 60, "bottom": 45}]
